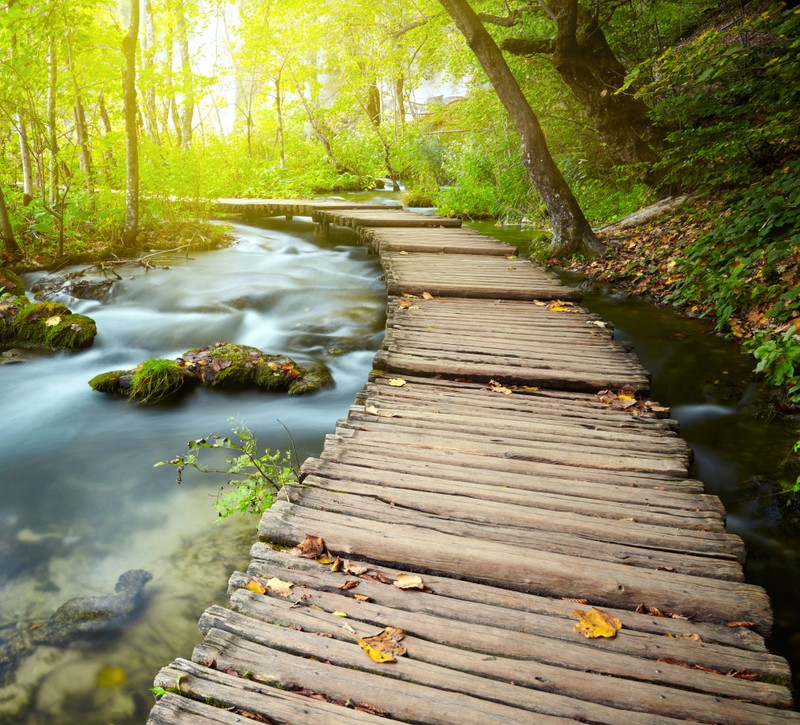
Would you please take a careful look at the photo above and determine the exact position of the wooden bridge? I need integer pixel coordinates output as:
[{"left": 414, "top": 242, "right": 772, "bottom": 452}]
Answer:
[{"left": 148, "top": 200, "right": 799, "bottom": 724}]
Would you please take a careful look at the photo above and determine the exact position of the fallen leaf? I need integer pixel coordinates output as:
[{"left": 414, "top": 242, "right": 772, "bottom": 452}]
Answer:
[
  {"left": 421, "top": 292, "right": 434, "bottom": 300},
  {"left": 264, "top": 577, "right": 294, "bottom": 597},
  {"left": 387, "top": 378, "right": 407, "bottom": 387},
  {"left": 357, "top": 627, "right": 407, "bottom": 663},
  {"left": 340, "top": 580, "right": 360, "bottom": 590},
  {"left": 522, "top": 386, "right": 540, "bottom": 392},
  {"left": 562, "top": 597, "right": 590, "bottom": 605},
  {"left": 487, "top": 380, "right": 512, "bottom": 395},
  {"left": 245, "top": 578, "right": 267, "bottom": 595},
  {"left": 95, "top": 666, "right": 126, "bottom": 688},
  {"left": 398, "top": 251, "right": 409, "bottom": 255},
  {"left": 330, "top": 557, "right": 342, "bottom": 573},
  {"left": 332, "top": 611, "right": 348, "bottom": 618},
  {"left": 573, "top": 608, "right": 623, "bottom": 639},
  {"left": 393, "top": 573, "right": 425, "bottom": 590},
  {"left": 365, "top": 405, "right": 397, "bottom": 418},
  {"left": 293, "top": 534, "right": 325, "bottom": 559},
  {"left": 353, "top": 594, "right": 371, "bottom": 602},
  {"left": 397, "top": 299, "right": 416, "bottom": 309},
  {"left": 339, "top": 621, "right": 357, "bottom": 635},
  {"left": 726, "top": 621, "right": 754, "bottom": 628},
  {"left": 45, "top": 315, "right": 61, "bottom": 327},
  {"left": 344, "top": 560, "right": 370, "bottom": 576}
]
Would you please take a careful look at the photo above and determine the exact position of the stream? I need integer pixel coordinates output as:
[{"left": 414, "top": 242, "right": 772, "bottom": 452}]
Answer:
[
  {"left": 1, "top": 203, "right": 799, "bottom": 723},
  {"left": 0, "top": 215, "right": 386, "bottom": 724}
]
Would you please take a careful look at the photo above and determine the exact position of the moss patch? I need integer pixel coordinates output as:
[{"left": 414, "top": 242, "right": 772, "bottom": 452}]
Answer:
[
  {"left": 11, "top": 301, "right": 97, "bottom": 351},
  {"left": 88, "top": 370, "right": 131, "bottom": 394},
  {"left": 129, "top": 359, "right": 190, "bottom": 404}
]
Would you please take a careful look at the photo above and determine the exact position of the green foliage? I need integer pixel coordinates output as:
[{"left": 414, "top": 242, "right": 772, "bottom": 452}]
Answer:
[
  {"left": 156, "top": 420, "right": 298, "bottom": 519},
  {"left": 750, "top": 327, "right": 800, "bottom": 402},
  {"left": 639, "top": 4, "right": 800, "bottom": 191},
  {"left": 666, "top": 159, "right": 800, "bottom": 356},
  {"left": 129, "top": 359, "right": 187, "bottom": 404}
]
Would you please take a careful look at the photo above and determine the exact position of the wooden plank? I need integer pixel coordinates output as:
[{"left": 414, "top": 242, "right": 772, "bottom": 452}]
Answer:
[
  {"left": 249, "top": 545, "right": 767, "bottom": 651},
  {"left": 259, "top": 500, "right": 771, "bottom": 631},
  {"left": 154, "top": 660, "right": 399, "bottom": 724},
  {"left": 216, "top": 588, "right": 796, "bottom": 720},
  {"left": 148, "top": 692, "right": 252, "bottom": 724},
  {"left": 194, "top": 628, "right": 571, "bottom": 725},
  {"left": 359, "top": 227, "right": 513, "bottom": 255},
  {"left": 286, "top": 483, "right": 742, "bottom": 564}
]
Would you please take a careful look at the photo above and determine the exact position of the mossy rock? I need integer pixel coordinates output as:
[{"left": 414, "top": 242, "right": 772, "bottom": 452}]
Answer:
[
  {"left": 0, "top": 268, "right": 25, "bottom": 296},
  {"left": 90, "top": 343, "right": 333, "bottom": 404},
  {"left": 88, "top": 370, "right": 132, "bottom": 394},
  {"left": 0, "top": 296, "right": 28, "bottom": 342},
  {"left": 11, "top": 301, "right": 97, "bottom": 350},
  {"left": 287, "top": 363, "right": 334, "bottom": 395}
]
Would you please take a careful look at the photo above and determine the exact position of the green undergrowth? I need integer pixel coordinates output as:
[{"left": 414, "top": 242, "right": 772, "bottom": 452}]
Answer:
[{"left": 156, "top": 419, "right": 298, "bottom": 519}]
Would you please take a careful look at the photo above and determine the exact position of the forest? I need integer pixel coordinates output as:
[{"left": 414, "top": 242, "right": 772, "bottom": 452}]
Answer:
[{"left": 0, "top": 0, "right": 798, "bottom": 410}]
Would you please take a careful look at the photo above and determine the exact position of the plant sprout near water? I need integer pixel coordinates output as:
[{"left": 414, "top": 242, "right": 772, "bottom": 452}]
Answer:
[{"left": 155, "top": 419, "right": 298, "bottom": 519}]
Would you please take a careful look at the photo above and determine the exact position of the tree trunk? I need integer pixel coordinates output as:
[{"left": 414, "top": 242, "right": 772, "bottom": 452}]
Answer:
[
  {"left": 16, "top": 114, "right": 34, "bottom": 206},
  {"left": 97, "top": 92, "right": 115, "bottom": 182},
  {"left": 500, "top": 0, "right": 661, "bottom": 170},
  {"left": 275, "top": 73, "right": 286, "bottom": 171},
  {"left": 295, "top": 81, "right": 346, "bottom": 174},
  {"left": 366, "top": 80, "right": 381, "bottom": 128},
  {"left": 141, "top": 0, "right": 162, "bottom": 145},
  {"left": 121, "top": 0, "right": 140, "bottom": 250},
  {"left": 394, "top": 75, "right": 406, "bottom": 130},
  {"left": 438, "top": 0, "right": 602, "bottom": 257},
  {"left": 66, "top": 36, "right": 94, "bottom": 198},
  {"left": 175, "top": 0, "right": 194, "bottom": 149},
  {"left": 47, "top": 36, "right": 59, "bottom": 209},
  {"left": 0, "top": 184, "right": 22, "bottom": 260}
]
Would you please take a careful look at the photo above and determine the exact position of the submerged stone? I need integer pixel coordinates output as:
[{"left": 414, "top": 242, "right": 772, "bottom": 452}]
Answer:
[{"left": 89, "top": 342, "right": 333, "bottom": 404}]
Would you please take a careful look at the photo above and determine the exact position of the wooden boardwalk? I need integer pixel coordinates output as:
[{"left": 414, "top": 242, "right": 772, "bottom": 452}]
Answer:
[{"left": 149, "top": 202, "right": 799, "bottom": 724}]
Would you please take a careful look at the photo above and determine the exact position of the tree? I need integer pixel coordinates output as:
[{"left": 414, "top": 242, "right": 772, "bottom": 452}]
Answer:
[
  {"left": 438, "top": 0, "right": 602, "bottom": 257},
  {"left": 121, "top": 0, "right": 139, "bottom": 249},
  {"left": 496, "top": 0, "right": 661, "bottom": 170},
  {"left": 0, "top": 184, "right": 21, "bottom": 259}
]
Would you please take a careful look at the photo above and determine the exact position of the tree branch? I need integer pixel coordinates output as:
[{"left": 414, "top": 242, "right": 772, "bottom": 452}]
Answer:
[
  {"left": 500, "top": 37, "right": 556, "bottom": 55},
  {"left": 477, "top": 10, "right": 520, "bottom": 27}
]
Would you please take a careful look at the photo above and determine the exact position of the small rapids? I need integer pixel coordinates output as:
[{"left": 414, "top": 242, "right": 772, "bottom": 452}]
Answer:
[{"left": 0, "top": 216, "right": 386, "bottom": 724}]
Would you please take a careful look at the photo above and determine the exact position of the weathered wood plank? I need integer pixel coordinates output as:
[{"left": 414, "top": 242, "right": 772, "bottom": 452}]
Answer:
[
  {"left": 248, "top": 545, "right": 767, "bottom": 651},
  {"left": 195, "top": 628, "right": 572, "bottom": 724},
  {"left": 259, "top": 500, "right": 770, "bottom": 630},
  {"left": 215, "top": 589, "right": 796, "bottom": 720},
  {"left": 154, "top": 660, "right": 399, "bottom": 724}
]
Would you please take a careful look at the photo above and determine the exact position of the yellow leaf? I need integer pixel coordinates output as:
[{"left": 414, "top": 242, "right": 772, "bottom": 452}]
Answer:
[
  {"left": 399, "top": 250, "right": 409, "bottom": 255},
  {"left": 95, "top": 666, "right": 126, "bottom": 688},
  {"left": 522, "top": 386, "right": 539, "bottom": 392},
  {"left": 264, "top": 577, "right": 294, "bottom": 597},
  {"left": 421, "top": 292, "right": 434, "bottom": 300},
  {"left": 573, "top": 608, "right": 622, "bottom": 639},
  {"left": 387, "top": 378, "right": 407, "bottom": 387},
  {"left": 354, "top": 594, "right": 371, "bottom": 602},
  {"left": 365, "top": 405, "right": 397, "bottom": 418},
  {"left": 245, "top": 578, "right": 267, "bottom": 595},
  {"left": 487, "top": 380, "right": 512, "bottom": 395},
  {"left": 45, "top": 315, "right": 61, "bottom": 327},
  {"left": 333, "top": 611, "right": 348, "bottom": 618},
  {"left": 357, "top": 627, "right": 407, "bottom": 663},
  {"left": 393, "top": 573, "right": 424, "bottom": 590}
]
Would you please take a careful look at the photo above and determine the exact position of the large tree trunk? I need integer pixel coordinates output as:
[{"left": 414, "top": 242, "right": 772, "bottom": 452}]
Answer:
[
  {"left": 366, "top": 79, "right": 381, "bottom": 128},
  {"left": 500, "top": 0, "right": 661, "bottom": 169},
  {"left": 0, "top": 184, "right": 22, "bottom": 260},
  {"left": 121, "top": 0, "right": 140, "bottom": 250},
  {"left": 438, "top": 0, "right": 602, "bottom": 258}
]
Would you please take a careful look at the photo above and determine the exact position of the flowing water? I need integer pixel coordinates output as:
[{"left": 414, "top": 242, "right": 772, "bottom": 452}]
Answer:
[{"left": 0, "top": 215, "right": 386, "bottom": 723}]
